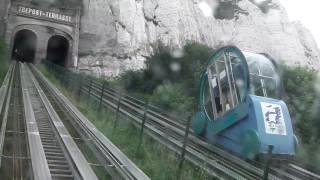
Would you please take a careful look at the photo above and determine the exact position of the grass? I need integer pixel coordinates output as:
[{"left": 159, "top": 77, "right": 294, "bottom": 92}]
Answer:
[
  {"left": 294, "top": 143, "right": 320, "bottom": 172},
  {"left": 38, "top": 65, "right": 217, "bottom": 180},
  {"left": 0, "top": 38, "right": 9, "bottom": 84}
]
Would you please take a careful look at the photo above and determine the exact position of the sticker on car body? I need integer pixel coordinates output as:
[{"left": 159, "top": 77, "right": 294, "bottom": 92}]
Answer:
[{"left": 261, "top": 102, "right": 287, "bottom": 135}]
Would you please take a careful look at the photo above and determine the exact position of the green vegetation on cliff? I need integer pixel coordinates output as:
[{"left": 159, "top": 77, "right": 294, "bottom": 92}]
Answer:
[
  {"left": 39, "top": 65, "right": 215, "bottom": 180},
  {"left": 0, "top": 38, "right": 8, "bottom": 83},
  {"left": 282, "top": 66, "right": 320, "bottom": 169},
  {"left": 282, "top": 66, "right": 320, "bottom": 143},
  {"left": 119, "top": 43, "right": 213, "bottom": 117},
  {"left": 118, "top": 43, "right": 320, "bottom": 169}
]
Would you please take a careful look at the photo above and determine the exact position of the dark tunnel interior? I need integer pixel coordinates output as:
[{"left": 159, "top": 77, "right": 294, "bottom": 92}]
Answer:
[
  {"left": 12, "top": 29, "right": 37, "bottom": 63},
  {"left": 46, "top": 35, "right": 69, "bottom": 67}
]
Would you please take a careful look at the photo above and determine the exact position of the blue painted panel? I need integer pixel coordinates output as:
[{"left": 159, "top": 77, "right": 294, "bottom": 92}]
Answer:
[
  {"left": 192, "top": 46, "right": 297, "bottom": 158},
  {"left": 205, "top": 100, "right": 258, "bottom": 158},
  {"left": 250, "top": 95, "right": 296, "bottom": 155},
  {"left": 202, "top": 95, "right": 296, "bottom": 158}
]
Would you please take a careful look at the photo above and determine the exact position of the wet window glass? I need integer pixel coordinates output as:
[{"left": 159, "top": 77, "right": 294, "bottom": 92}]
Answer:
[
  {"left": 1, "top": 0, "right": 320, "bottom": 179},
  {"left": 206, "top": 52, "right": 246, "bottom": 120},
  {"left": 245, "top": 52, "right": 279, "bottom": 98}
]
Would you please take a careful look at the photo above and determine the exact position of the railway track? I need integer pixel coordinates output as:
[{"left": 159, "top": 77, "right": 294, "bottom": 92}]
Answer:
[
  {"left": 47, "top": 66, "right": 319, "bottom": 180},
  {"left": 0, "top": 62, "right": 150, "bottom": 180},
  {"left": 0, "top": 62, "right": 32, "bottom": 179},
  {"left": 79, "top": 76, "right": 272, "bottom": 180}
]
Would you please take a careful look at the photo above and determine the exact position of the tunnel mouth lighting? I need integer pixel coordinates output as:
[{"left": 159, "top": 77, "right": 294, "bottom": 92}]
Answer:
[
  {"left": 46, "top": 35, "right": 69, "bottom": 67},
  {"left": 12, "top": 29, "right": 37, "bottom": 63}
]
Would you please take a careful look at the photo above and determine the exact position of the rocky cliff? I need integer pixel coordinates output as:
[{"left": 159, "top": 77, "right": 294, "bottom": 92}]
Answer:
[
  {"left": 0, "top": 0, "right": 11, "bottom": 36},
  {"left": 79, "top": 0, "right": 320, "bottom": 76}
]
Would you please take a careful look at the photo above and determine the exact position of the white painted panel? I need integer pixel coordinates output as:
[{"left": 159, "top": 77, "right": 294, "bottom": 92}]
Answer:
[{"left": 261, "top": 102, "right": 287, "bottom": 135}]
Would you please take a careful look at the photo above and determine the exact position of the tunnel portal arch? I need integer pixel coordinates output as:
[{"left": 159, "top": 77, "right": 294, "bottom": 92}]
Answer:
[
  {"left": 5, "top": 3, "right": 80, "bottom": 68},
  {"left": 11, "top": 29, "right": 37, "bottom": 63},
  {"left": 47, "top": 35, "right": 70, "bottom": 66},
  {"left": 8, "top": 24, "right": 74, "bottom": 67}
]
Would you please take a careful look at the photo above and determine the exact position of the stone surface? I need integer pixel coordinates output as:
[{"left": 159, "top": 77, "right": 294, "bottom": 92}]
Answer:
[
  {"left": 79, "top": 0, "right": 320, "bottom": 77},
  {"left": 3, "top": 0, "right": 320, "bottom": 76},
  {"left": 0, "top": 0, "right": 11, "bottom": 36},
  {"left": 3, "top": 1, "right": 81, "bottom": 67}
]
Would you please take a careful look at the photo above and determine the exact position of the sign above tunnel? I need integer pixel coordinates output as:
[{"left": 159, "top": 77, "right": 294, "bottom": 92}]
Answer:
[
  {"left": 18, "top": 6, "right": 72, "bottom": 23},
  {"left": 6, "top": 3, "right": 81, "bottom": 68},
  {"left": 14, "top": 4, "right": 77, "bottom": 25}
]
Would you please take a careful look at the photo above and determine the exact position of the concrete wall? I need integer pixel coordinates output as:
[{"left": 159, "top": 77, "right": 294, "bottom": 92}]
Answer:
[
  {"left": 9, "top": 24, "right": 73, "bottom": 65},
  {"left": 5, "top": 2, "right": 81, "bottom": 67}
]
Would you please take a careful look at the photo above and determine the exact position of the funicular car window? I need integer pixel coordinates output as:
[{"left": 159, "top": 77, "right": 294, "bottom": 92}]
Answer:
[
  {"left": 206, "top": 52, "right": 246, "bottom": 120},
  {"left": 245, "top": 52, "right": 279, "bottom": 98}
]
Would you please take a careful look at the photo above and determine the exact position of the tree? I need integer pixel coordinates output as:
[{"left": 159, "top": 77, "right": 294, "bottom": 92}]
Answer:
[
  {"left": 0, "top": 37, "right": 8, "bottom": 82},
  {"left": 282, "top": 66, "right": 318, "bottom": 143},
  {"left": 121, "top": 42, "right": 213, "bottom": 95}
]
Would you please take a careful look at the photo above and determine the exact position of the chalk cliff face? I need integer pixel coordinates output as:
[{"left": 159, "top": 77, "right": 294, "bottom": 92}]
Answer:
[
  {"left": 0, "top": 0, "right": 11, "bottom": 36},
  {"left": 79, "top": 0, "right": 320, "bottom": 77}
]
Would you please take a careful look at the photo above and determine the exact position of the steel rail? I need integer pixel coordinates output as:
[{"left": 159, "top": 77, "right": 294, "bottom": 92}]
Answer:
[
  {"left": 30, "top": 64, "right": 150, "bottom": 180},
  {"left": 90, "top": 78, "right": 320, "bottom": 180},
  {"left": 0, "top": 62, "right": 34, "bottom": 178},
  {"left": 109, "top": 85, "right": 320, "bottom": 179},
  {"left": 79, "top": 74, "right": 319, "bottom": 180},
  {"left": 21, "top": 62, "right": 85, "bottom": 179},
  {"left": 54, "top": 73, "right": 263, "bottom": 179},
  {"left": 42, "top": 63, "right": 320, "bottom": 180},
  {"left": 68, "top": 72, "right": 304, "bottom": 180},
  {"left": 58, "top": 74, "right": 265, "bottom": 179},
  {"left": 20, "top": 63, "right": 52, "bottom": 180},
  {"left": 54, "top": 75, "right": 245, "bottom": 179},
  {"left": 94, "top": 83, "right": 320, "bottom": 179},
  {"left": 85, "top": 81, "right": 272, "bottom": 179},
  {"left": 0, "top": 63, "right": 15, "bottom": 167},
  {"left": 33, "top": 69, "right": 126, "bottom": 179},
  {"left": 287, "top": 163, "right": 320, "bottom": 180},
  {"left": 24, "top": 63, "right": 99, "bottom": 180}
]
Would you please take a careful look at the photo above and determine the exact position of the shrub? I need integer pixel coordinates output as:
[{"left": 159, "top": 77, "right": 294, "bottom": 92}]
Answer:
[
  {"left": 281, "top": 66, "right": 319, "bottom": 144},
  {"left": 295, "top": 143, "right": 320, "bottom": 171},
  {"left": 120, "top": 70, "right": 162, "bottom": 94},
  {"left": 149, "top": 83, "right": 195, "bottom": 116},
  {"left": 120, "top": 43, "right": 320, "bottom": 146},
  {"left": 0, "top": 37, "right": 8, "bottom": 83},
  {"left": 120, "top": 42, "right": 213, "bottom": 97}
]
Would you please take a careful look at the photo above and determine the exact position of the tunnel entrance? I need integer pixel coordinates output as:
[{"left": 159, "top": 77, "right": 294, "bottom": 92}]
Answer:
[
  {"left": 11, "top": 29, "right": 37, "bottom": 63},
  {"left": 6, "top": 3, "right": 80, "bottom": 68},
  {"left": 46, "top": 35, "right": 69, "bottom": 67}
]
